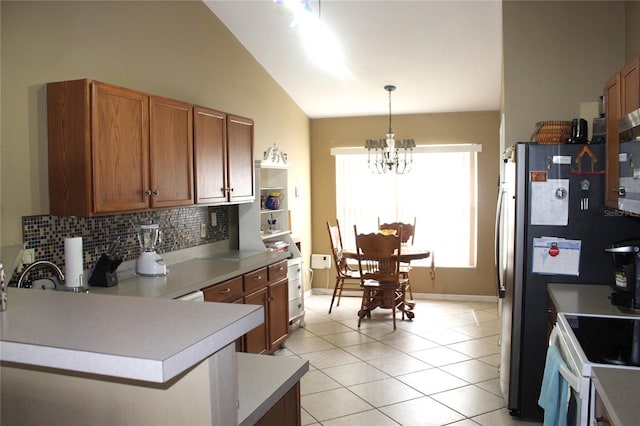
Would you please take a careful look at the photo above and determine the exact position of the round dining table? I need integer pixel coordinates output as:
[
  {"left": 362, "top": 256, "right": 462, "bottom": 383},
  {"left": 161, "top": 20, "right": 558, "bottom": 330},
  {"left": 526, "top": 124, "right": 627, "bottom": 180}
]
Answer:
[
  {"left": 341, "top": 246, "right": 431, "bottom": 262},
  {"left": 341, "top": 246, "right": 431, "bottom": 317}
]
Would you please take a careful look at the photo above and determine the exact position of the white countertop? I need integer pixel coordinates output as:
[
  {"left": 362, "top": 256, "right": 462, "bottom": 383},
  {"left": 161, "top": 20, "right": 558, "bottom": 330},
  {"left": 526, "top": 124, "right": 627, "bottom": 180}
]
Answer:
[
  {"left": 237, "top": 353, "right": 308, "bottom": 426},
  {"left": 88, "top": 249, "right": 290, "bottom": 299},
  {"left": 547, "top": 283, "right": 640, "bottom": 317},
  {"left": 0, "top": 288, "right": 263, "bottom": 383},
  {"left": 592, "top": 367, "right": 640, "bottom": 426}
]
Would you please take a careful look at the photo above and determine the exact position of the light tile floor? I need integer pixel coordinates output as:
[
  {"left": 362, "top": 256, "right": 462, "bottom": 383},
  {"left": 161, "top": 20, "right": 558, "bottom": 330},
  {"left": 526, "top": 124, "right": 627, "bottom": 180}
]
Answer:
[{"left": 275, "top": 293, "right": 543, "bottom": 426}]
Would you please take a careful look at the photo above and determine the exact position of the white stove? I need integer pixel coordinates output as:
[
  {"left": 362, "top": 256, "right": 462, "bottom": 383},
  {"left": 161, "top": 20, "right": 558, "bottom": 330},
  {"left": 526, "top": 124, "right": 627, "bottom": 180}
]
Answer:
[{"left": 553, "top": 312, "right": 640, "bottom": 425}]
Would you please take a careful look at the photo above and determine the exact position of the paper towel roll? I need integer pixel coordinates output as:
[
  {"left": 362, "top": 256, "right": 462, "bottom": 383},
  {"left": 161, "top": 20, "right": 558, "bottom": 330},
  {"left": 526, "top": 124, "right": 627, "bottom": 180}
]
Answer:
[{"left": 64, "top": 237, "right": 83, "bottom": 288}]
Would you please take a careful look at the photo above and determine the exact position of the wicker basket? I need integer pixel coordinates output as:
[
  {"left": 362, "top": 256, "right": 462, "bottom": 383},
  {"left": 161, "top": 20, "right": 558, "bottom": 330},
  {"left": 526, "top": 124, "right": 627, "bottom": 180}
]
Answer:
[{"left": 532, "top": 121, "right": 572, "bottom": 144}]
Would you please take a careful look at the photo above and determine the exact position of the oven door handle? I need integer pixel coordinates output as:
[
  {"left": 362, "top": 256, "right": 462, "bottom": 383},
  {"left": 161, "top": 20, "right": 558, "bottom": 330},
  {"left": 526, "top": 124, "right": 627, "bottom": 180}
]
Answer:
[{"left": 549, "top": 327, "right": 588, "bottom": 396}]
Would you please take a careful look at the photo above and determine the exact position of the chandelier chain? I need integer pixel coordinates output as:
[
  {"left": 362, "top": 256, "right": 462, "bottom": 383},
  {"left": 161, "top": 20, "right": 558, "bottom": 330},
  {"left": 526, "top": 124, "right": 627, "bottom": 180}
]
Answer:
[
  {"left": 388, "top": 87, "right": 393, "bottom": 135},
  {"left": 364, "top": 84, "right": 415, "bottom": 174}
]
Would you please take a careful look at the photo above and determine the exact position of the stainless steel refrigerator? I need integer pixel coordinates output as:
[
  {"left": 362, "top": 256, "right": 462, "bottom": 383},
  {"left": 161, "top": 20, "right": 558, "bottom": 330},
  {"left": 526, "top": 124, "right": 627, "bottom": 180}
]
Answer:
[{"left": 495, "top": 142, "right": 637, "bottom": 420}]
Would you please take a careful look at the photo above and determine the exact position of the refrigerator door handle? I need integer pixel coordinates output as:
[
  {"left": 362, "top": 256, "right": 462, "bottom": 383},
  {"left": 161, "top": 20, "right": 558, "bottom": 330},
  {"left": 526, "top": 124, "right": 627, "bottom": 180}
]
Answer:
[{"left": 495, "top": 183, "right": 507, "bottom": 299}]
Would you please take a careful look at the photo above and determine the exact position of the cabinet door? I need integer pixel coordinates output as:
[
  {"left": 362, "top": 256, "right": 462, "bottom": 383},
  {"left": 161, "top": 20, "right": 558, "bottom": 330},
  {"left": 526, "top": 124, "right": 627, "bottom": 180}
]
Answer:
[
  {"left": 268, "top": 278, "right": 289, "bottom": 351},
  {"left": 92, "top": 82, "right": 150, "bottom": 213},
  {"left": 227, "top": 115, "right": 255, "bottom": 203},
  {"left": 149, "top": 96, "right": 194, "bottom": 208},
  {"left": 194, "top": 106, "right": 228, "bottom": 204},
  {"left": 604, "top": 73, "right": 621, "bottom": 209},
  {"left": 244, "top": 287, "right": 268, "bottom": 354},
  {"left": 621, "top": 56, "right": 640, "bottom": 116}
]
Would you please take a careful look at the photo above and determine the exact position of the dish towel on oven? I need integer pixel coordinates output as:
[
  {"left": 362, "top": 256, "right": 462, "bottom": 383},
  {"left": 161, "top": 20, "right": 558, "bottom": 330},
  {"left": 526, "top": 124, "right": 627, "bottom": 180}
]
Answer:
[{"left": 538, "top": 345, "right": 569, "bottom": 426}]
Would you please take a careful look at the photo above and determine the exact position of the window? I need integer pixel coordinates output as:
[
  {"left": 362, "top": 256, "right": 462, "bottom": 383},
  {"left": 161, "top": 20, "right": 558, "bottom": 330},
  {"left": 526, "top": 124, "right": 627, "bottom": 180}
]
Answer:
[{"left": 333, "top": 145, "right": 479, "bottom": 267}]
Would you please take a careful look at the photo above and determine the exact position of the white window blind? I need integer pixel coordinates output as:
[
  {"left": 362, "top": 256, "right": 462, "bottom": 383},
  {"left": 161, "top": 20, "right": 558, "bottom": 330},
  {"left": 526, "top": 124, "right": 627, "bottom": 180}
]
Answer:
[{"left": 334, "top": 146, "right": 479, "bottom": 267}]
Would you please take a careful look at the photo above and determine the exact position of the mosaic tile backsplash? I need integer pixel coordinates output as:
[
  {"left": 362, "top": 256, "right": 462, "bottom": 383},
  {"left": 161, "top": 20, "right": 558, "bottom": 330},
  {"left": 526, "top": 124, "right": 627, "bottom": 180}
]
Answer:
[{"left": 22, "top": 205, "right": 229, "bottom": 275}]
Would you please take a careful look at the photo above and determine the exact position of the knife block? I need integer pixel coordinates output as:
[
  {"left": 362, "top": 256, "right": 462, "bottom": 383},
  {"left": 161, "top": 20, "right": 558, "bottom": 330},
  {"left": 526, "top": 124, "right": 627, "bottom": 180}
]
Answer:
[{"left": 88, "top": 253, "right": 122, "bottom": 287}]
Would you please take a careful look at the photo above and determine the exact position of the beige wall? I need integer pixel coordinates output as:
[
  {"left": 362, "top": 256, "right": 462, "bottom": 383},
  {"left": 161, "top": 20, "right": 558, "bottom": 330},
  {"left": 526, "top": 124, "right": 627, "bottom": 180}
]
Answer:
[
  {"left": 502, "top": 1, "right": 626, "bottom": 147},
  {"left": 310, "top": 112, "right": 501, "bottom": 296},
  {"left": 3, "top": 0, "right": 639, "bottom": 297},
  {"left": 626, "top": 1, "right": 640, "bottom": 61},
  {"left": 0, "top": 1, "right": 312, "bottom": 274}
]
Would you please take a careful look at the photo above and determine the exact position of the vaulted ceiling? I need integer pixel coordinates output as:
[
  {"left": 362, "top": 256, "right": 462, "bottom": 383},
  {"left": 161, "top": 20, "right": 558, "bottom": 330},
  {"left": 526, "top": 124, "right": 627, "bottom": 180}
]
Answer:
[{"left": 205, "top": 0, "right": 503, "bottom": 119}]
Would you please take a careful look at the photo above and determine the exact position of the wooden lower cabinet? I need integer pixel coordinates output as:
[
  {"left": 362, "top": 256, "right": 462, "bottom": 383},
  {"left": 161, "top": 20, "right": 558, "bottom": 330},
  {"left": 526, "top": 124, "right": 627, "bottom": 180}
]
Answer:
[
  {"left": 255, "top": 382, "right": 301, "bottom": 426},
  {"left": 244, "top": 286, "right": 269, "bottom": 354},
  {"left": 267, "top": 278, "right": 289, "bottom": 350},
  {"left": 244, "top": 278, "right": 289, "bottom": 354},
  {"left": 201, "top": 261, "right": 289, "bottom": 355}
]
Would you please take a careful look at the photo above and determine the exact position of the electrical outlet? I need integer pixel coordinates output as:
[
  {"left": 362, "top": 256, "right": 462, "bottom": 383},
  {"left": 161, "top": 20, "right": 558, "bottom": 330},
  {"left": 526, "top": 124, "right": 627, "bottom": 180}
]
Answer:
[
  {"left": 210, "top": 212, "right": 217, "bottom": 227},
  {"left": 311, "top": 254, "right": 331, "bottom": 269},
  {"left": 200, "top": 223, "right": 207, "bottom": 238},
  {"left": 22, "top": 248, "right": 35, "bottom": 265}
]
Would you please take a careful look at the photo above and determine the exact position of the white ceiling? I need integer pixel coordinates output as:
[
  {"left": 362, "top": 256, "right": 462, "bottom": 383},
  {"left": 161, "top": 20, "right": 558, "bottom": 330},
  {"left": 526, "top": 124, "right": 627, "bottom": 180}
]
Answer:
[{"left": 205, "top": 0, "right": 502, "bottom": 119}]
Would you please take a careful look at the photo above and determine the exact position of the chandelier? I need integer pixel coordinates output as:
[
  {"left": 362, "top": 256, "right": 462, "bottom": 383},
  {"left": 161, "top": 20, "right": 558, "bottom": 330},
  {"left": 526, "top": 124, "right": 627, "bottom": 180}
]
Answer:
[{"left": 365, "top": 85, "right": 416, "bottom": 174}]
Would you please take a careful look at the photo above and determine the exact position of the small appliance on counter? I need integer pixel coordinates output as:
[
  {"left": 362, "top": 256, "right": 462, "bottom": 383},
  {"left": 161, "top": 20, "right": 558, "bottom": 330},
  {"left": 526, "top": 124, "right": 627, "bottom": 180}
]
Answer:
[
  {"left": 605, "top": 240, "right": 640, "bottom": 310},
  {"left": 567, "top": 118, "right": 589, "bottom": 144},
  {"left": 89, "top": 238, "right": 123, "bottom": 287},
  {"left": 591, "top": 95, "right": 606, "bottom": 144},
  {"left": 136, "top": 224, "right": 167, "bottom": 277}
]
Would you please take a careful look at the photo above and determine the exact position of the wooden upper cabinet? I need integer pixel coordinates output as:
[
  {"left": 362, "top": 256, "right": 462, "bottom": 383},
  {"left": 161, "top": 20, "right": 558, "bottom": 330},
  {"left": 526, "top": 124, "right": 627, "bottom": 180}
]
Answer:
[
  {"left": 48, "top": 79, "right": 151, "bottom": 216},
  {"left": 621, "top": 56, "right": 640, "bottom": 116},
  {"left": 48, "top": 78, "right": 254, "bottom": 215},
  {"left": 604, "top": 73, "right": 621, "bottom": 209},
  {"left": 194, "top": 106, "right": 228, "bottom": 204},
  {"left": 227, "top": 115, "right": 255, "bottom": 203},
  {"left": 91, "top": 82, "right": 150, "bottom": 214},
  {"left": 149, "top": 96, "right": 194, "bottom": 208}
]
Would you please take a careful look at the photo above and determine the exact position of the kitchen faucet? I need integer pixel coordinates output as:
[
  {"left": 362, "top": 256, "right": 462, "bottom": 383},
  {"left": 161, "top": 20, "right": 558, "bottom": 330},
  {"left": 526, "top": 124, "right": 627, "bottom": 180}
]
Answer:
[{"left": 16, "top": 260, "right": 65, "bottom": 289}]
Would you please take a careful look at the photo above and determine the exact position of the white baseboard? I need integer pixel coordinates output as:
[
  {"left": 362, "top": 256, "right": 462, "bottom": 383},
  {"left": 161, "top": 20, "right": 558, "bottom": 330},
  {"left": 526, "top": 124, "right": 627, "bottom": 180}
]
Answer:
[{"left": 308, "top": 288, "right": 497, "bottom": 303}]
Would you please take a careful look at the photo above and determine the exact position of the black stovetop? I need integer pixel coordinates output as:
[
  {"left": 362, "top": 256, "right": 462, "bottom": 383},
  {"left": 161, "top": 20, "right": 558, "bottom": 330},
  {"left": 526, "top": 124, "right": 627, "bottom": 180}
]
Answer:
[{"left": 566, "top": 314, "right": 640, "bottom": 366}]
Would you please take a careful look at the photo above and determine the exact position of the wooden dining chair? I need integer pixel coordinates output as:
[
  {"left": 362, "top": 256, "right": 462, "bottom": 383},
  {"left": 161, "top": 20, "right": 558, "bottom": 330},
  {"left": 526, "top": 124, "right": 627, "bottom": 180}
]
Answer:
[
  {"left": 326, "top": 220, "right": 362, "bottom": 314},
  {"left": 378, "top": 217, "right": 416, "bottom": 303},
  {"left": 378, "top": 217, "right": 416, "bottom": 245},
  {"left": 353, "top": 225, "right": 413, "bottom": 330}
]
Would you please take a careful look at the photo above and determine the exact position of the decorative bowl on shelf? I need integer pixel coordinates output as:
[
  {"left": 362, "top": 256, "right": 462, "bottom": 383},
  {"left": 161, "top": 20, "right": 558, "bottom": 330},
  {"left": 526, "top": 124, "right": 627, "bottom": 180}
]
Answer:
[{"left": 265, "top": 192, "right": 283, "bottom": 210}]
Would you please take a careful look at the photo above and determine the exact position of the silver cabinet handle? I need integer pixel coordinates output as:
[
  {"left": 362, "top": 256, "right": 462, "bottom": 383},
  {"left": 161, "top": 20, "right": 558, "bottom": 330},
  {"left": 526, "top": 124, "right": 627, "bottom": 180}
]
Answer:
[
  {"left": 152, "top": 190, "right": 159, "bottom": 196},
  {"left": 145, "top": 190, "right": 152, "bottom": 196}
]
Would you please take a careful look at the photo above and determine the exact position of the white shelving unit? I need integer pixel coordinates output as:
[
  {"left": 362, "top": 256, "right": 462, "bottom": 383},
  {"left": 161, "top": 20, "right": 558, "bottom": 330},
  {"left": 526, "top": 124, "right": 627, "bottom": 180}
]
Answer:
[{"left": 239, "top": 147, "right": 304, "bottom": 327}]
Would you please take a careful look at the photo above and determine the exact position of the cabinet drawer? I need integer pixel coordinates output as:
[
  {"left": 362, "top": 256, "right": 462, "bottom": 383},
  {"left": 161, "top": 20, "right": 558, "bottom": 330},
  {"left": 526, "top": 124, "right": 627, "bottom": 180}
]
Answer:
[
  {"left": 289, "top": 298, "right": 303, "bottom": 319},
  {"left": 244, "top": 267, "right": 268, "bottom": 293},
  {"left": 203, "top": 276, "right": 243, "bottom": 303},
  {"left": 288, "top": 263, "right": 302, "bottom": 281},
  {"left": 268, "top": 260, "right": 288, "bottom": 282},
  {"left": 288, "top": 279, "right": 302, "bottom": 300}
]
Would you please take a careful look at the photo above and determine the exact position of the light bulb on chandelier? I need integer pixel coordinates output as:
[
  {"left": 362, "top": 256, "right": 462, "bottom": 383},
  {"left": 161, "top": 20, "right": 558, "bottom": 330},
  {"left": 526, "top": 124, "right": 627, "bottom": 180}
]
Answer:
[{"left": 365, "top": 85, "right": 416, "bottom": 174}]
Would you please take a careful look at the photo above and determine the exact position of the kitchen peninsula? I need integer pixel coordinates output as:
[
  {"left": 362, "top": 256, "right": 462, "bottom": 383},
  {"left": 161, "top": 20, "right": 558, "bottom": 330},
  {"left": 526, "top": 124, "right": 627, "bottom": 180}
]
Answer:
[{"left": 1, "top": 247, "right": 308, "bottom": 425}]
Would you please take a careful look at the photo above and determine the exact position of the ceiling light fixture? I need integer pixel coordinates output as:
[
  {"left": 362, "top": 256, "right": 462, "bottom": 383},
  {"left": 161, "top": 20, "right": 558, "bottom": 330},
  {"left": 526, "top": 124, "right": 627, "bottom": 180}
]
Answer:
[{"left": 365, "top": 85, "right": 416, "bottom": 174}]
